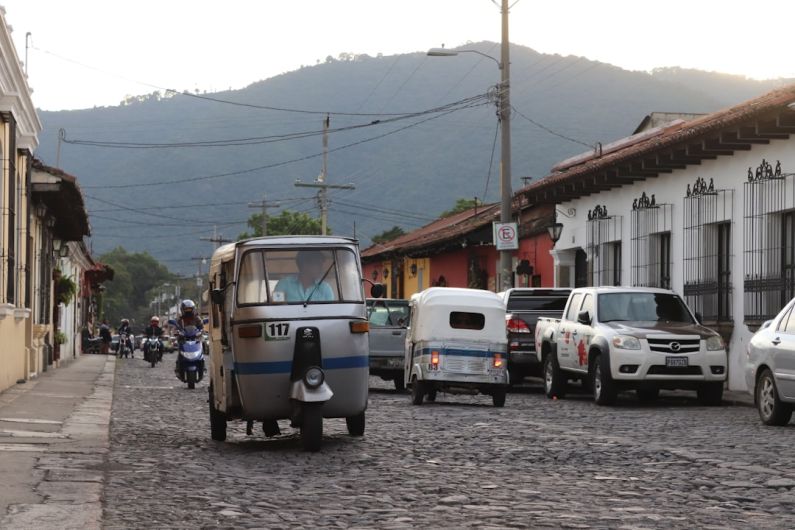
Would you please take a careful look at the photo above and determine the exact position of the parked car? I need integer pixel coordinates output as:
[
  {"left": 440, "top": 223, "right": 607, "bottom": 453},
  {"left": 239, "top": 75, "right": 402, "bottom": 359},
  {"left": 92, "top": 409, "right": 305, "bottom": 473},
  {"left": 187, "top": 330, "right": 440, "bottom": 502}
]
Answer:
[
  {"left": 498, "top": 288, "right": 571, "bottom": 384},
  {"left": 535, "top": 287, "right": 727, "bottom": 406},
  {"left": 367, "top": 298, "right": 411, "bottom": 390},
  {"left": 746, "top": 297, "right": 795, "bottom": 425}
]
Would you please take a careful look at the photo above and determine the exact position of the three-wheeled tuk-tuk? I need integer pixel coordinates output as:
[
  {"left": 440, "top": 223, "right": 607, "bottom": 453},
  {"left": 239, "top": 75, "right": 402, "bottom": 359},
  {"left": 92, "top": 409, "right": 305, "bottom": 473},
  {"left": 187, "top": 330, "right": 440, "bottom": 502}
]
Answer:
[
  {"left": 207, "top": 236, "right": 376, "bottom": 451},
  {"left": 405, "top": 287, "right": 509, "bottom": 407}
]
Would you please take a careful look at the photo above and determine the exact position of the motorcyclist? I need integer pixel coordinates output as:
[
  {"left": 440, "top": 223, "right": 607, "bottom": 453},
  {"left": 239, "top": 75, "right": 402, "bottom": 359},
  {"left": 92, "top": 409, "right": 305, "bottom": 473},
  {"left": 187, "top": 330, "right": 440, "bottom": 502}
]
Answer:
[
  {"left": 175, "top": 300, "right": 203, "bottom": 374},
  {"left": 143, "top": 316, "right": 164, "bottom": 360},
  {"left": 117, "top": 318, "right": 133, "bottom": 354}
]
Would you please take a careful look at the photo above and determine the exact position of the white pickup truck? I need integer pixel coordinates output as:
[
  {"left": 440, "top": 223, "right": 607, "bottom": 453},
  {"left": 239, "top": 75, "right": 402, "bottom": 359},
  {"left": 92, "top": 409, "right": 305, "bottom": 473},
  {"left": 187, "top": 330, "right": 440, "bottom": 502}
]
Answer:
[{"left": 534, "top": 287, "right": 727, "bottom": 405}]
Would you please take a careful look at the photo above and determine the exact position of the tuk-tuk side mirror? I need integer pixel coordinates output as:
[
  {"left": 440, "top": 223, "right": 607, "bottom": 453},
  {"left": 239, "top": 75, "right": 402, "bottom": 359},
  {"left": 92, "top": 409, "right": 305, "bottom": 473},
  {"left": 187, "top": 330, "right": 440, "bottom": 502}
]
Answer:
[
  {"left": 167, "top": 319, "right": 178, "bottom": 327},
  {"left": 577, "top": 310, "right": 591, "bottom": 325},
  {"left": 211, "top": 289, "right": 225, "bottom": 305},
  {"left": 370, "top": 283, "right": 385, "bottom": 299}
]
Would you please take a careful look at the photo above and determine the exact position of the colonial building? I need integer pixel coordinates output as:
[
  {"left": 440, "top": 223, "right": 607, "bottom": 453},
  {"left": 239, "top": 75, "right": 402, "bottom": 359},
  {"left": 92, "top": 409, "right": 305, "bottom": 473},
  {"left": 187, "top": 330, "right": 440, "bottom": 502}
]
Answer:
[
  {"left": 0, "top": 7, "right": 42, "bottom": 391},
  {"left": 516, "top": 84, "right": 795, "bottom": 391},
  {"left": 361, "top": 203, "right": 555, "bottom": 298}
]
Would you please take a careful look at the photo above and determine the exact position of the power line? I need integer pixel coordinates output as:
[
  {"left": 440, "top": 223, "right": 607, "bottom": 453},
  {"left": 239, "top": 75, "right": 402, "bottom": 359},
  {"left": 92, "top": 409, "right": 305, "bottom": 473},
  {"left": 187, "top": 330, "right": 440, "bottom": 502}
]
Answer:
[
  {"left": 83, "top": 102, "right": 489, "bottom": 190},
  {"left": 61, "top": 94, "right": 490, "bottom": 150},
  {"left": 511, "top": 105, "right": 592, "bottom": 148},
  {"left": 483, "top": 120, "right": 500, "bottom": 201}
]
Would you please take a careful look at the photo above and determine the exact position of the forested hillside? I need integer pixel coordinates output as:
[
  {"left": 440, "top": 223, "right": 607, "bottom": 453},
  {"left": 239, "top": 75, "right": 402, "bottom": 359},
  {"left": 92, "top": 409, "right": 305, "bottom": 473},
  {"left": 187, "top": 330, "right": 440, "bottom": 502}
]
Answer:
[{"left": 34, "top": 42, "right": 789, "bottom": 273}]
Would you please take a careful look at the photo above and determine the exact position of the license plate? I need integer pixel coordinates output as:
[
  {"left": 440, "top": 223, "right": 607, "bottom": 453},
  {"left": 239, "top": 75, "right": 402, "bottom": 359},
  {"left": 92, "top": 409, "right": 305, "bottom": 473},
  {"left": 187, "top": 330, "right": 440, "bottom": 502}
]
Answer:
[{"left": 666, "top": 356, "right": 688, "bottom": 367}]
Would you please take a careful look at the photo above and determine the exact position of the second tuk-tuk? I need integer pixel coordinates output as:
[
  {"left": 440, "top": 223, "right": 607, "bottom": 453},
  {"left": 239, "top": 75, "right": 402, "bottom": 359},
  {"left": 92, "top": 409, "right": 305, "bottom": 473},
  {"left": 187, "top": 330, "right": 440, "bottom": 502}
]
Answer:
[
  {"left": 404, "top": 287, "right": 509, "bottom": 407},
  {"left": 206, "top": 236, "right": 378, "bottom": 451}
]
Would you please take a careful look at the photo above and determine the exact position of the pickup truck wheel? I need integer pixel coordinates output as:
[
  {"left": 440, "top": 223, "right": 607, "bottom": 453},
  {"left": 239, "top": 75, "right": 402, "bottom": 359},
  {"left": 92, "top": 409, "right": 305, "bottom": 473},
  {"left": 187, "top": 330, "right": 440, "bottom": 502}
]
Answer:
[
  {"left": 410, "top": 377, "right": 425, "bottom": 406},
  {"left": 394, "top": 373, "right": 405, "bottom": 392},
  {"left": 756, "top": 369, "right": 793, "bottom": 425},
  {"left": 592, "top": 355, "right": 617, "bottom": 406},
  {"left": 637, "top": 386, "right": 659, "bottom": 402},
  {"left": 543, "top": 353, "right": 566, "bottom": 399},
  {"left": 697, "top": 382, "right": 724, "bottom": 406}
]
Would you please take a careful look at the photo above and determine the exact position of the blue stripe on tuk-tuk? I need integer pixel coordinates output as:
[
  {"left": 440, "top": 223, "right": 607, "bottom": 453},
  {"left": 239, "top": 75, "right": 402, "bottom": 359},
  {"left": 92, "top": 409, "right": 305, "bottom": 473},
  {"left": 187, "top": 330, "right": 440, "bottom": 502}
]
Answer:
[
  {"left": 419, "top": 348, "right": 496, "bottom": 358},
  {"left": 234, "top": 355, "right": 369, "bottom": 375}
]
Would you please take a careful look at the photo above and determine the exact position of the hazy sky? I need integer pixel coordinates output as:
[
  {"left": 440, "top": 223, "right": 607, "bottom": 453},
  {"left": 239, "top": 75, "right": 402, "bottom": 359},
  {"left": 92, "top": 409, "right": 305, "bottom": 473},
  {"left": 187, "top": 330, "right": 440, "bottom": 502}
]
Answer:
[{"left": 3, "top": 0, "right": 793, "bottom": 111}]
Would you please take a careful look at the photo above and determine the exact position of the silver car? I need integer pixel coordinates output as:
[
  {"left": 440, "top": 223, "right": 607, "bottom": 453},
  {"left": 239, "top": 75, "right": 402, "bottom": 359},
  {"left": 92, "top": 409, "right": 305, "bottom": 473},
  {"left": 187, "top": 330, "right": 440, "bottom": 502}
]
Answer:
[{"left": 746, "top": 297, "right": 795, "bottom": 425}]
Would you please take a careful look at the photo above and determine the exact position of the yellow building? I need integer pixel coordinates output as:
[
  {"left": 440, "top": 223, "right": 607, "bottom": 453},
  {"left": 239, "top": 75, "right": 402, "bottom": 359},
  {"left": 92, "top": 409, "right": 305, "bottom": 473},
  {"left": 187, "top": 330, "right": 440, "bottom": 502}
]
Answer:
[{"left": 0, "top": 8, "right": 43, "bottom": 391}]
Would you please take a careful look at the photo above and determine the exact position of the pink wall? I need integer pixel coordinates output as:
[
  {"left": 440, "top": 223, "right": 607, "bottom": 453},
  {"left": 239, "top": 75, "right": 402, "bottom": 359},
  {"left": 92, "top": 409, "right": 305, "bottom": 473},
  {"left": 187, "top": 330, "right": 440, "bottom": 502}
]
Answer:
[{"left": 429, "top": 249, "right": 470, "bottom": 287}]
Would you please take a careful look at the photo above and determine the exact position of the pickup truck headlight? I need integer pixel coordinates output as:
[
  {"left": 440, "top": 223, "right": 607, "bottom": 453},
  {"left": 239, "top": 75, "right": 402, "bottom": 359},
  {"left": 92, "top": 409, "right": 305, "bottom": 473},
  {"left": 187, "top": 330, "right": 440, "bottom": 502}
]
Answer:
[
  {"left": 611, "top": 335, "right": 641, "bottom": 350},
  {"left": 705, "top": 335, "right": 725, "bottom": 351}
]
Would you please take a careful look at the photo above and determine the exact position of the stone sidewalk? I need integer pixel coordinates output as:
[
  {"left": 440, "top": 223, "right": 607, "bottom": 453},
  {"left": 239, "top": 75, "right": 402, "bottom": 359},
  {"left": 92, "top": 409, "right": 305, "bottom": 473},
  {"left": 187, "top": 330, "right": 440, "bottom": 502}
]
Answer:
[{"left": 0, "top": 354, "right": 115, "bottom": 529}]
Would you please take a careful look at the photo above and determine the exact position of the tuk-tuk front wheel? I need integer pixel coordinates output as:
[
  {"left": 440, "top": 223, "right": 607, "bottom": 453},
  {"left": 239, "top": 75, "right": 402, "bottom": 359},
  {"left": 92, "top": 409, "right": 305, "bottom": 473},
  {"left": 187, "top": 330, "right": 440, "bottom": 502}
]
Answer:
[
  {"left": 346, "top": 411, "right": 365, "bottom": 436},
  {"left": 411, "top": 377, "right": 425, "bottom": 406},
  {"left": 301, "top": 403, "right": 323, "bottom": 452},
  {"left": 208, "top": 384, "right": 227, "bottom": 442},
  {"left": 492, "top": 389, "right": 506, "bottom": 408},
  {"left": 187, "top": 371, "right": 197, "bottom": 390}
]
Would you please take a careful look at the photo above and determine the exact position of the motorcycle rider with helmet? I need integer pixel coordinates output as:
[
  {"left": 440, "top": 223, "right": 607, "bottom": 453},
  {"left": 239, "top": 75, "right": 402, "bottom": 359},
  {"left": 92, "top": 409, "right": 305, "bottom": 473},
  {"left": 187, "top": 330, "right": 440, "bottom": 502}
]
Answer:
[
  {"left": 174, "top": 300, "right": 203, "bottom": 375},
  {"left": 143, "top": 316, "right": 164, "bottom": 361},
  {"left": 118, "top": 318, "right": 133, "bottom": 355}
]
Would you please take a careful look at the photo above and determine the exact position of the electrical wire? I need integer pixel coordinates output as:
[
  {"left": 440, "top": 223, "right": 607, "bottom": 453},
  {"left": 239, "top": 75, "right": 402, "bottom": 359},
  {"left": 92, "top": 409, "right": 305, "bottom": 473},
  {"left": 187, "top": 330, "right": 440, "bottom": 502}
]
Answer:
[
  {"left": 83, "top": 102, "right": 490, "bottom": 190},
  {"left": 483, "top": 120, "right": 500, "bottom": 200},
  {"left": 62, "top": 94, "right": 490, "bottom": 149},
  {"left": 511, "top": 105, "right": 592, "bottom": 148}
]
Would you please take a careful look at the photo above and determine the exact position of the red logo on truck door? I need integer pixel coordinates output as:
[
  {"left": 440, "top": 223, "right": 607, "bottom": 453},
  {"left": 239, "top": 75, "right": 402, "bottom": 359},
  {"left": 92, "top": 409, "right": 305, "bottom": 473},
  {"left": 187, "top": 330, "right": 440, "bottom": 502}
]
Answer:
[{"left": 577, "top": 340, "right": 587, "bottom": 366}]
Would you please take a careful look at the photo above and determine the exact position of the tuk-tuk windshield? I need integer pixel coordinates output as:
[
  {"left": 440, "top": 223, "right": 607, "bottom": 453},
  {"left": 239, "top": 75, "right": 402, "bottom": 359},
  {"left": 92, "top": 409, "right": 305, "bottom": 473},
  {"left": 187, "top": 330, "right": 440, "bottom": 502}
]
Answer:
[{"left": 237, "top": 248, "right": 363, "bottom": 306}]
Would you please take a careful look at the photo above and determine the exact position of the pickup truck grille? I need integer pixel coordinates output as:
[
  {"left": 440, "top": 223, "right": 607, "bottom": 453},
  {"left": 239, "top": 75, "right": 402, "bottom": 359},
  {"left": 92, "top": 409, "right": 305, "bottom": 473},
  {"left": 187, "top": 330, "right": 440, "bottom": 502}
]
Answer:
[
  {"left": 646, "top": 338, "right": 700, "bottom": 354},
  {"left": 647, "top": 366, "right": 703, "bottom": 376},
  {"left": 444, "top": 357, "right": 488, "bottom": 374}
]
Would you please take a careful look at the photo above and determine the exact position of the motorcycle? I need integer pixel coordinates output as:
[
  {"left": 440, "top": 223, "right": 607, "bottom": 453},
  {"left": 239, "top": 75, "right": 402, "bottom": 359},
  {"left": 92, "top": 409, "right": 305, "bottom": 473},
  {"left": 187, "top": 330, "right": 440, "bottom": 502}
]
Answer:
[
  {"left": 143, "top": 336, "right": 163, "bottom": 367},
  {"left": 118, "top": 332, "right": 133, "bottom": 359},
  {"left": 169, "top": 321, "right": 205, "bottom": 389}
]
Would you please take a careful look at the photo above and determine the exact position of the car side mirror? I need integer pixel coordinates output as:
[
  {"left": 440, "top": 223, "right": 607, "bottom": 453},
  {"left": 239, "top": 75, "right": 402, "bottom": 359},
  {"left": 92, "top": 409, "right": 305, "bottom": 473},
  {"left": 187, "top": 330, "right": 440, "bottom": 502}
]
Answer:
[
  {"left": 370, "top": 283, "right": 385, "bottom": 298},
  {"left": 577, "top": 310, "right": 591, "bottom": 325},
  {"left": 694, "top": 311, "right": 702, "bottom": 324},
  {"left": 211, "top": 289, "right": 225, "bottom": 305}
]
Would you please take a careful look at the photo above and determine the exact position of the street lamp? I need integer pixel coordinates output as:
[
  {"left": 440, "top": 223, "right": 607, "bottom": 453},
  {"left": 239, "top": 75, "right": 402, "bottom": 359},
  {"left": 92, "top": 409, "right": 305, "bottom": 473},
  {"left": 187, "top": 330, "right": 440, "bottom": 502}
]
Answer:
[{"left": 427, "top": 0, "right": 513, "bottom": 291}]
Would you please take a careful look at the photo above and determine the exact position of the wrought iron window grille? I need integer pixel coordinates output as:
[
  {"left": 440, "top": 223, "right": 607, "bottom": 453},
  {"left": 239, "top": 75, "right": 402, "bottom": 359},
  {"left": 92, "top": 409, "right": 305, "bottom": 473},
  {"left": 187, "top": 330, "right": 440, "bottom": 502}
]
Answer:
[
  {"left": 586, "top": 205, "right": 622, "bottom": 286},
  {"left": 631, "top": 192, "right": 673, "bottom": 289},
  {"left": 743, "top": 159, "right": 795, "bottom": 324},
  {"left": 683, "top": 177, "right": 734, "bottom": 323}
]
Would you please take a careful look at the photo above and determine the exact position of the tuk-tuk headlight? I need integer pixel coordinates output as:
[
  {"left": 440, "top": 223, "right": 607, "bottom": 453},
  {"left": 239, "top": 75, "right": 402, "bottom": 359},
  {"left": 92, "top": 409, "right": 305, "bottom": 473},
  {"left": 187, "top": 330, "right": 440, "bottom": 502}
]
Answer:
[{"left": 304, "top": 366, "right": 325, "bottom": 389}]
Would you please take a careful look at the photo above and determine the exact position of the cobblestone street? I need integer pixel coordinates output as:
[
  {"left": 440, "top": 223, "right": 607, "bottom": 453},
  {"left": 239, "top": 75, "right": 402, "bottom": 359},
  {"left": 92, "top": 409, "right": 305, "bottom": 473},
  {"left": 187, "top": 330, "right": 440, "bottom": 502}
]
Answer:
[{"left": 104, "top": 354, "right": 795, "bottom": 528}]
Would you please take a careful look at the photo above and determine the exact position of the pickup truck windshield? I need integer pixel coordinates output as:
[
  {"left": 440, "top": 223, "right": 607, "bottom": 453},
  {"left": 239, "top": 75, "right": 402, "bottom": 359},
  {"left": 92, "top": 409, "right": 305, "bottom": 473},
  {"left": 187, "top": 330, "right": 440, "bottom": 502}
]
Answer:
[
  {"left": 598, "top": 293, "right": 694, "bottom": 323},
  {"left": 367, "top": 300, "right": 410, "bottom": 327}
]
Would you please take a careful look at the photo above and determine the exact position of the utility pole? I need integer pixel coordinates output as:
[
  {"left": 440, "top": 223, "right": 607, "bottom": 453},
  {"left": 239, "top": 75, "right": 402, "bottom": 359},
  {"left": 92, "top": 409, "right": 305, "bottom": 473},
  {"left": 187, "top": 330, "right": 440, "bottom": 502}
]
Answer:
[
  {"left": 247, "top": 194, "right": 279, "bottom": 236},
  {"left": 200, "top": 226, "right": 232, "bottom": 249},
  {"left": 295, "top": 115, "right": 354, "bottom": 235},
  {"left": 190, "top": 256, "right": 208, "bottom": 315},
  {"left": 498, "top": 0, "right": 514, "bottom": 292}
]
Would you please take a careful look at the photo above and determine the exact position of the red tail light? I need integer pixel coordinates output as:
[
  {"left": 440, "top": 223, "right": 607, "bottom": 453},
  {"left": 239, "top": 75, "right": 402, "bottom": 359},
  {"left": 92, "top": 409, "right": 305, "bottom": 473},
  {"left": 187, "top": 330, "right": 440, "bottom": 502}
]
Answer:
[
  {"left": 430, "top": 350, "right": 440, "bottom": 369},
  {"left": 493, "top": 353, "right": 504, "bottom": 368},
  {"left": 507, "top": 318, "right": 531, "bottom": 334}
]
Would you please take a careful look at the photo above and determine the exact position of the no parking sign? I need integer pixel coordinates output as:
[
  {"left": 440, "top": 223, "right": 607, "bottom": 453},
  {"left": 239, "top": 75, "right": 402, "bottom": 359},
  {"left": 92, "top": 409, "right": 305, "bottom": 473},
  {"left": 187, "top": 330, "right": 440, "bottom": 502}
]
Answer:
[{"left": 493, "top": 222, "right": 518, "bottom": 250}]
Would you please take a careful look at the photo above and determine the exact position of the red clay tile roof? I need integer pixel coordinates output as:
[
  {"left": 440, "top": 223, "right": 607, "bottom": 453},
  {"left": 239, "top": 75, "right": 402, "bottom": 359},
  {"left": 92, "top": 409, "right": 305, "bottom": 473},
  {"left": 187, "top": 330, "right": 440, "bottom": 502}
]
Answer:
[
  {"left": 362, "top": 204, "right": 500, "bottom": 260},
  {"left": 516, "top": 83, "right": 795, "bottom": 204}
]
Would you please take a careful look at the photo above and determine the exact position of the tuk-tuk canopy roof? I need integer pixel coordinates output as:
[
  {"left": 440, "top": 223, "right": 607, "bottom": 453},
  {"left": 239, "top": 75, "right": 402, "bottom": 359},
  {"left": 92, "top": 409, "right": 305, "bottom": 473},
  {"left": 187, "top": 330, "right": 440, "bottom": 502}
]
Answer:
[
  {"left": 410, "top": 287, "right": 507, "bottom": 344},
  {"left": 211, "top": 236, "right": 359, "bottom": 266}
]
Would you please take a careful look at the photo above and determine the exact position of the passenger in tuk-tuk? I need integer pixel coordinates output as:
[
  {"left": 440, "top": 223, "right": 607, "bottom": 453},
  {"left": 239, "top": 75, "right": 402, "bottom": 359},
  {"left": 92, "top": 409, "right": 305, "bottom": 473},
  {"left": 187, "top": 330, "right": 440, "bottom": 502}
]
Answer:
[{"left": 273, "top": 250, "right": 334, "bottom": 302}]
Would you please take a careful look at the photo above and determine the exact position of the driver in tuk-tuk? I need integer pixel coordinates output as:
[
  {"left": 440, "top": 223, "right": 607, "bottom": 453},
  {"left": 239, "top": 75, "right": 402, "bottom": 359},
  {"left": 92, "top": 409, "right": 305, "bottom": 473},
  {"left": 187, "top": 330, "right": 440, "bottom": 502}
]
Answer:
[{"left": 273, "top": 250, "right": 335, "bottom": 302}]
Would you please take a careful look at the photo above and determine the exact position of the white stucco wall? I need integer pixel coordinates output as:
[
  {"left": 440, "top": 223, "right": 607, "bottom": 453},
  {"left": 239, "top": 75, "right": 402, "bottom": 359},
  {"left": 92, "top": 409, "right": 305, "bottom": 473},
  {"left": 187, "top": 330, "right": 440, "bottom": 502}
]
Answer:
[{"left": 551, "top": 137, "right": 795, "bottom": 391}]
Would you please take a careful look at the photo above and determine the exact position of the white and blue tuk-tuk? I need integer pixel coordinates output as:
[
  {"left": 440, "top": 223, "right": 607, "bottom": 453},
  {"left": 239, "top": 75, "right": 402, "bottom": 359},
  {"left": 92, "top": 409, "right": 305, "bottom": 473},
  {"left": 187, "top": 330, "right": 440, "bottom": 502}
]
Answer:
[
  {"left": 404, "top": 287, "right": 508, "bottom": 407},
  {"left": 207, "top": 236, "right": 380, "bottom": 451}
]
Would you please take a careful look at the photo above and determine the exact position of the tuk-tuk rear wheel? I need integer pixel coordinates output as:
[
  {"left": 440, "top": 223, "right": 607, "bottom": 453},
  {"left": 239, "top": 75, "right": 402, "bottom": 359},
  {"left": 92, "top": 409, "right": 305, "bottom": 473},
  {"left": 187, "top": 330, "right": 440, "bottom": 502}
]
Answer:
[
  {"left": 346, "top": 412, "right": 365, "bottom": 436},
  {"left": 208, "top": 384, "right": 227, "bottom": 442},
  {"left": 301, "top": 404, "right": 323, "bottom": 452},
  {"left": 410, "top": 378, "right": 425, "bottom": 406}
]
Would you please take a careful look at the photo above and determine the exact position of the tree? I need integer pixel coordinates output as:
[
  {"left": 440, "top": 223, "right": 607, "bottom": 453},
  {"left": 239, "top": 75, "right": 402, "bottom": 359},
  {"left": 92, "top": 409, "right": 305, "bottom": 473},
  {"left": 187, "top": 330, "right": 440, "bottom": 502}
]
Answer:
[
  {"left": 99, "top": 247, "right": 176, "bottom": 328},
  {"left": 440, "top": 198, "right": 483, "bottom": 218},
  {"left": 238, "top": 210, "right": 324, "bottom": 239},
  {"left": 371, "top": 226, "right": 405, "bottom": 244}
]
